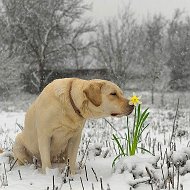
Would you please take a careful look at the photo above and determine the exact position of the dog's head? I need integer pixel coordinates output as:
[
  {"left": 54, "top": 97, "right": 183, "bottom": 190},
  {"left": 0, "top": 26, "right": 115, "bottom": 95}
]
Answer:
[{"left": 83, "top": 79, "right": 134, "bottom": 118}]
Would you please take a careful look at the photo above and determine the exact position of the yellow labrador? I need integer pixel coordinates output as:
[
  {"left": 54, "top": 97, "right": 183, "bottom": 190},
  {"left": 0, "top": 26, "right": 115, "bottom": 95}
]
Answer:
[{"left": 13, "top": 78, "right": 134, "bottom": 174}]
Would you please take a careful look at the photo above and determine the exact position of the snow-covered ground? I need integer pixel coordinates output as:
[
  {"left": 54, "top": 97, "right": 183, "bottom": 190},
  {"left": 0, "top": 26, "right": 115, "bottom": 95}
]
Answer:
[{"left": 0, "top": 105, "right": 190, "bottom": 189}]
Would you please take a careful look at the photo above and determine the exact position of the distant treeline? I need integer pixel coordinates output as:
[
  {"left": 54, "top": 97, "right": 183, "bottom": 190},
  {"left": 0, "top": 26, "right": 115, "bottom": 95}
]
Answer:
[{"left": 0, "top": 0, "right": 189, "bottom": 104}]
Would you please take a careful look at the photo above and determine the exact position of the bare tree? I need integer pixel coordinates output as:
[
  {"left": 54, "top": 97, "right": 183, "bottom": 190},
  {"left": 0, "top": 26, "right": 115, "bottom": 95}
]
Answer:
[
  {"left": 157, "top": 65, "right": 171, "bottom": 106},
  {"left": 1, "top": 0, "right": 94, "bottom": 92},
  {"left": 0, "top": 54, "right": 22, "bottom": 99},
  {"left": 141, "top": 14, "right": 167, "bottom": 104},
  {"left": 0, "top": 16, "right": 21, "bottom": 98},
  {"left": 167, "top": 9, "right": 190, "bottom": 91},
  {"left": 94, "top": 6, "right": 143, "bottom": 88}
]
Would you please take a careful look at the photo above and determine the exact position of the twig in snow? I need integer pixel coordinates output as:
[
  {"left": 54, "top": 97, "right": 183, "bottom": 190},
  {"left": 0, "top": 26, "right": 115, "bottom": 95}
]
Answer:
[
  {"left": 68, "top": 179, "right": 72, "bottom": 190},
  {"left": 3, "top": 163, "right": 8, "bottom": 186},
  {"left": 84, "top": 165, "right": 88, "bottom": 181},
  {"left": 157, "top": 142, "right": 160, "bottom": 152},
  {"left": 92, "top": 183, "right": 94, "bottom": 190},
  {"left": 66, "top": 159, "right": 70, "bottom": 177},
  {"left": 187, "top": 141, "right": 190, "bottom": 147},
  {"left": 100, "top": 177, "right": 104, "bottom": 190},
  {"left": 33, "top": 156, "right": 39, "bottom": 169},
  {"left": 9, "top": 158, "right": 18, "bottom": 171},
  {"left": 53, "top": 175, "right": 55, "bottom": 190},
  {"left": 172, "top": 164, "right": 175, "bottom": 189},
  {"left": 169, "top": 98, "right": 180, "bottom": 150},
  {"left": 62, "top": 173, "right": 67, "bottom": 184},
  {"left": 129, "top": 178, "right": 150, "bottom": 188},
  {"left": 18, "top": 170, "right": 22, "bottom": 180},
  {"left": 104, "top": 119, "right": 123, "bottom": 138},
  {"left": 145, "top": 167, "right": 154, "bottom": 190},
  {"left": 60, "top": 159, "right": 71, "bottom": 186},
  {"left": 78, "top": 138, "right": 91, "bottom": 169},
  {"left": 160, "top": 163, "right": 166, "bottom": 189},
  {"left": 168, "top": 177, "right": 171, "bottom": 190},
  {"left": 144, "top": 131, "right": 150, "bottom": 145},
  {"left": 107, "top": 184, "right": 111, "bottom": 190},
  {"left": 160, "top": 144, "right": 163, "bottom": 160},
  {"left": 16, "top": 122, "right": 23, "bottom": 131},
  {"left": 176, "top": 163, "right": 180, "bottom": 190},
  {"left": 152, "top": 139, "right": 156, "bottom": 156},
  {"left": 80, "top": 177, "right": 84, "bottom": 190},
  {"left": 91, "top": 167, "right": 98, "bottom": 182}
]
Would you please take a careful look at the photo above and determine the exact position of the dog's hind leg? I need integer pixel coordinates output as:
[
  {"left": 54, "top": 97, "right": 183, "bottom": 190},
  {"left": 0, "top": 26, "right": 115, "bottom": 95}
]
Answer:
[{"left": 13, "top": 133, "right": 33, "bottom": 165}]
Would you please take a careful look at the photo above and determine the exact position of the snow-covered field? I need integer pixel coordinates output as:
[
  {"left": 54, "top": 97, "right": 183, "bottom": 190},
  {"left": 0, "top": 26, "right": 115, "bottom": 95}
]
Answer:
[{"left": 0, "top": 104, "right": 190, "bottom": 189}]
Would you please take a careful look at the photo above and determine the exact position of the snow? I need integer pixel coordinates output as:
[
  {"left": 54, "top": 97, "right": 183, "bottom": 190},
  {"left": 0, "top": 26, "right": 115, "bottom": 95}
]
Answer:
[{"left": 0, "top": 107, "right": 190, "bottom": 189}]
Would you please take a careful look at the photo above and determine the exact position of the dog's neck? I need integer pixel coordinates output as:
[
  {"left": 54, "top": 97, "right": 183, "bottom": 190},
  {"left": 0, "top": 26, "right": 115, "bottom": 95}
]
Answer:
[{"left": 69, "top": 80, "right": 84, "bottom": 119}]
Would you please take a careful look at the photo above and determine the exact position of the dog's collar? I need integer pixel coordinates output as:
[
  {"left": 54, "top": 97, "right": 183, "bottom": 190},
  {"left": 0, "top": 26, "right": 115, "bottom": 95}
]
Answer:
[{"left": 69, "top": 80, "right": 84, "bottom": 118}]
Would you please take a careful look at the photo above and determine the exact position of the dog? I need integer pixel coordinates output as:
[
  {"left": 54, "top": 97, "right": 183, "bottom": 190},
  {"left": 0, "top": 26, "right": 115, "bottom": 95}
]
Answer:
[{"left": 13, "top": 78, "right": 134, "bottom": 174}]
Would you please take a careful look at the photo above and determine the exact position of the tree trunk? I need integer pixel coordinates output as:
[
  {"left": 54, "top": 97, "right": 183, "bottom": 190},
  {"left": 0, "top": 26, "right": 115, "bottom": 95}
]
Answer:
[
  {"left": 39, "top": 62, "right": 45, "bottom": 92},
  {"left": 161, "top": 91, "right": 165, "bottom": 106},
  {"left": 151, "top": 84, "right": 154, "bottom": 104}
]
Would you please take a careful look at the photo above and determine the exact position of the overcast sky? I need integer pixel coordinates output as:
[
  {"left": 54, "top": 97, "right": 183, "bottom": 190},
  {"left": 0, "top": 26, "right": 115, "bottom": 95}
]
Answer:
[{"left": 85, "top": 0, "right": 190, "bottom": 21}]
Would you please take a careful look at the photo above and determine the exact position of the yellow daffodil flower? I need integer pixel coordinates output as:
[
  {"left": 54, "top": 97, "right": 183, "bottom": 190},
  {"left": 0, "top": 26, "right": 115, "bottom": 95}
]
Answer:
[{"left": 129, "top": 92, "right": 142, "bottom": 106}]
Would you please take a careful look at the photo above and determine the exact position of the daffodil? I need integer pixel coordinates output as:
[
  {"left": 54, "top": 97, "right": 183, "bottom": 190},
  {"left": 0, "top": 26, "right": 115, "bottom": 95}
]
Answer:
[
  {"left": 129, "top": 92, "right": 142, "bottom": 106},
  {"left": 112, "top": 102, "right": 150, "bottom": 165}
]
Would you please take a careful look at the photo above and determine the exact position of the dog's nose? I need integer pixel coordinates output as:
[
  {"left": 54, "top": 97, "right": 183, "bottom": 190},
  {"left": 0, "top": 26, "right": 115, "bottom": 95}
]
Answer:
[
  {"left": 129, "top": 104, "right": 134, "bottom": 111},
  {"left": 127, "top": 101, "right": 134, "bottom": 112}
]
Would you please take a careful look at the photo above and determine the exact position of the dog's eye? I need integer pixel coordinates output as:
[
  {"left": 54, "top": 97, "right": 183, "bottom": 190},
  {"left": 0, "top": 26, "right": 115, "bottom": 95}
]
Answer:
[{"left": 110, "top": 92, "right": 117, "bottom": 96}]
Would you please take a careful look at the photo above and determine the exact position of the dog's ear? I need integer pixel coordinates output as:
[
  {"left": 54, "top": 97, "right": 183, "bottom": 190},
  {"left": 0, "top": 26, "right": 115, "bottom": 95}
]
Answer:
[{"left": 83, "top": 82, "right": 104, "bottom": 107}]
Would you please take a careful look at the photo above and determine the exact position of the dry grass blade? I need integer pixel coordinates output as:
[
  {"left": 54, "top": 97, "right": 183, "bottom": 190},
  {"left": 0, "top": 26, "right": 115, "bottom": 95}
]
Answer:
[{"left": 169, "top": 98, "right": 180, "bottom": 149}]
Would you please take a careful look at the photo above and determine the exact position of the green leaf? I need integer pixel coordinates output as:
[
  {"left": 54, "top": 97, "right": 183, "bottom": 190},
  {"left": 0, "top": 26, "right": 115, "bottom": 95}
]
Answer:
[
  {"left": 137, "top": 147, "right": 153, "bottom": 155},
  {"left": 127, "top": 126, "right": 132, "bottom": 155},
  {"left": 113, "top": 134, "right": 126, "bottom": 156},
  {"left": 125, "top": 132, "right": 129, "bottom": 156},
  {"left": 112, "top": 154, "right": 122, "bottom": 167},
  {"left": 138, "top": 123, "right": 150, "bottom": 139},
  {"left": 135, "top": 107, "right": 148, "bottom": 137},
  {"left": 138, "top": 111, "right": 149, "bottom": 132},
  {"left": 141, "top": 109, "right": 149, "bottom": 121},
  {"left": 137, "top": 104, "right": 141, "bottom": 126},
  {"left": 132, "top": 107, "right": 137, "bottom": 137},
  {"left": 139, "top": 108, "right": 149, "bottom": 124}
]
